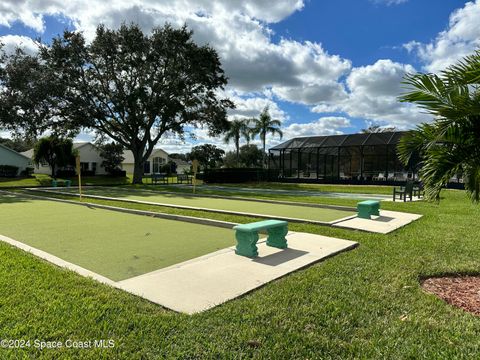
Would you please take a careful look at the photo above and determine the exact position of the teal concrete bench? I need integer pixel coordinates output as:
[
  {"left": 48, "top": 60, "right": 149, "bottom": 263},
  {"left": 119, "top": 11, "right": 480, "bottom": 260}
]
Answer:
[
  {"left": 52, "top": 179, "right": 71, "bottom": 187},
  {"left": 233, "top": 220, "right": 288, "bottom": 258},
  {"left": 357, "top": 200, "right": 380, "bottom": 219}
]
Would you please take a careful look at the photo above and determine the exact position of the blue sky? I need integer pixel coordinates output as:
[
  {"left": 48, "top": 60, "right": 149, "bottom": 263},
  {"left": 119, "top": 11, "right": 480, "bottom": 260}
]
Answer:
[{"left": 1, "top": 0, "right": 478, "bottom": 152}]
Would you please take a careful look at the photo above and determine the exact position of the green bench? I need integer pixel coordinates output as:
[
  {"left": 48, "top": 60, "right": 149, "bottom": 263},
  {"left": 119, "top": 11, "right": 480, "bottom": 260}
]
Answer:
[
  {"left": 52, "top": 179, "right": 71, "bottom": 187},
  {"left": 233, "top": 220, "right": 288, "bottom": 258},
  {"left": 357, "top": 200, "right": 380, "bottom": 219}
]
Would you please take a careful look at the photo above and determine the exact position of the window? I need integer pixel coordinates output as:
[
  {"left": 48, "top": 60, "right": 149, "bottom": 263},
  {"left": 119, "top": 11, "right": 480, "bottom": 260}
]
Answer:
[
  {"left": 80, "top": 162, "right": 89, "bottom": 171},
  {"left": 91, "top": 162, "right": 97, "bottom": 174},
  {"left": 144, "top": 161, "right": 151, "bottom": 174},
  {"left": 152, "top": 157, "right": 165, "bottom": 173}
]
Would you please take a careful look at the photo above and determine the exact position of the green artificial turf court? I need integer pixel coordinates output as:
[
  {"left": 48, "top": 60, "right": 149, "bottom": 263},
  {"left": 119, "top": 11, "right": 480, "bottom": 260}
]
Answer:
[
  {"left": 0, "top": 194, "right": 235, "bottom": 281},
  {"left": 54, "top": 186, "right": 356, "bottom": 222}
]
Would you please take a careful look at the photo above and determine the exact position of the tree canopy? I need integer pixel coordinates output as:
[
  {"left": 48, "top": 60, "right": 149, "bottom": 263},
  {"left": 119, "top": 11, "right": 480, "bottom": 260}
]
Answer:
[
  {"left": 223, "top": 144, "right": 264, "bottom": 168},
  {"left": 250, "top": 106, "right": 282, "bottom": 168},
  {"left": 223, "top": 118, "right": 251, "bottom": 166},
  {"left": 188, "top": 144, "right": 225, "bottom": 171},
  {"left": 398, "top": 49, "right": 480, "bottom": 202},
  {"left": 33, "top": 137, "right": 76, "bottom": 178},
  {"left": 1, "top": 23, "right": 233, "bottom": 183},
  {"left": 98, "top": 142, "right": 125, "bottom": 175},
  {"left": 361, "top": 125, "right": 397, "bottom": 133}
]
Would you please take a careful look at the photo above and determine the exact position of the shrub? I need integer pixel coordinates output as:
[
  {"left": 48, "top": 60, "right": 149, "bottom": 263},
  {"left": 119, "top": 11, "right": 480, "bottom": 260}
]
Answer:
[
  {"left": 56, "top": 169, "right": 76, "bottom": 178},
  {"left": 203, "top": 168, "right": 278, "bottom": 183},
  {"left": 0, "top": 165, "right": 19, "bottom": 177},
  {"left": 107, "top": 169, "right": 127, "bottom": 177},
  {"left": 20, "top": 167, "right": 34, "bottom": 176}
]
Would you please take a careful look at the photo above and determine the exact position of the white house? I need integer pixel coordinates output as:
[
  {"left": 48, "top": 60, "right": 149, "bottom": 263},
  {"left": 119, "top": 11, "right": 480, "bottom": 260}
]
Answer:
[
  {"left": 121, "top": 148, "right": 169, "bottom": 174},
  {"left": 170, "top": 158, "right": 191, "bottom": 174},
  {"left": 22, "top": 142, "right": 107, "bottom": 175},
  {"left": 0, "top": 143, "right": 31, "bottom": 176}
]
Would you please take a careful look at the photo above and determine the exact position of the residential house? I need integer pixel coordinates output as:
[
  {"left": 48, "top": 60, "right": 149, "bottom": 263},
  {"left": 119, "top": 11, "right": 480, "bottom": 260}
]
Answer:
[
  {"left": 0, "top": 143, "right": 31, "bottom": 176},
  {"left": 121, "top": 148, "right": 169, "bottom": 175},
  {"left": 22, "top": 142, "right": 107, "bottom": 175},
  {"left": 170, "top": 158, "right": 191, "bottom": 174}
]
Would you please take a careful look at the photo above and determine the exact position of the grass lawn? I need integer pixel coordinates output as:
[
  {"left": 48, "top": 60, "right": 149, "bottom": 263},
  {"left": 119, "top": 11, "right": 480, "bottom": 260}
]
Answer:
[
  {"left": 52, "top": 186, "right": 356, "bottom": 222},
  {"left": 0, "top": 174, "right": 131, "bottom": 188},
  {"left": 0, "top": 194, "right": 234, "bottom": 281},
  {"left": 1, "top": 186, "right": 480, "bottom": 358},
  {"left": 218, "top": 181, "right": 395, "bottom": 194}
]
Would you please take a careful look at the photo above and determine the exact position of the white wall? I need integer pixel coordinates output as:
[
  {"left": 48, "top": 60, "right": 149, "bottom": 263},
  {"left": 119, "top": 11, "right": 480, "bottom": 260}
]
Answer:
[
  {"left": 0, "top": 146, "right": 30, "bottom": 175},
  {"left": 27, "top": 143, "right": 107, "bottom": 175},
  {"left": 121, "top": 148, "right": 169, "bottom": 175},
  {"left": 77, "top": 143, "right": 107, "bottom": 175}
]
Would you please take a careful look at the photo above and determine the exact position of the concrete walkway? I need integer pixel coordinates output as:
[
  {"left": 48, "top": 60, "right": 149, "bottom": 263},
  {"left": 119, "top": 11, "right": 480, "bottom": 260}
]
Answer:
[
  {"left": 332, "top": 209, "right": 422, "bottom": 234},
  {"left": 118, "top": 232, "right": 358, "bottom": 314},
  {"left": 1, "top": 231, "right": 357, "bottom": 314}
]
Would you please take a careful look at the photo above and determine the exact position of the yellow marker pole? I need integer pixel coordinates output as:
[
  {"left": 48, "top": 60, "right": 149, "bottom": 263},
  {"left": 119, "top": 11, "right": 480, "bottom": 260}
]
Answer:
[
  {"left": 192, "top": 159, "right": 199, "bottom": 194},
  {"left": 76, "top": 155, "right": 82, "bottom": 200}
]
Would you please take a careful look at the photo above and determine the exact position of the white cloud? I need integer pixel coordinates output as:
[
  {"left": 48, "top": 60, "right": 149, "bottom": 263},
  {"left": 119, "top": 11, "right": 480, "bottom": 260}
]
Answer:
[
  {"left": 1, "top": 0, "right": 446, "bottom": 148},
  {"left": 225, "top": 90, "right": 287, "bottom": 121},
  {"left": 272, "top": 81, "right": 348, "bottom": 105},
  {"left": 0, "top": 0, "right": 351, "bottom": 95},
  {"left": 404, "top": 0, "right": 480, "bottom": 72},
  {"left": 280, "top": 116, "right": 351, "bottom": 141},
  {"left": 311, "top": 59, "right": 431, "bottom": 129},
  {"left": 0, "top": 1, "right": 45, "bottom": 32},
  {"left": 370, "top": 0, "right": 408, "bottom": 5},
  {"left": 0, "top": 35, "right": 39, "bottom": 55}
]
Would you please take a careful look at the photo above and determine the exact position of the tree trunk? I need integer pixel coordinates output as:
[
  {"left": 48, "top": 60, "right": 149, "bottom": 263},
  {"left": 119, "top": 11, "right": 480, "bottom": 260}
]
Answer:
[
  {"left": 132, "top": 149, "right": 145, "bottom": 184},
  {"left": 262, "top": 134, "right": 266, "bottom": 169},
  {"left": 236, "top": 136, "right": 240, "bottom": 167},
  {"left": 51, "top": 163, "right": 56, "bottom": 179}
]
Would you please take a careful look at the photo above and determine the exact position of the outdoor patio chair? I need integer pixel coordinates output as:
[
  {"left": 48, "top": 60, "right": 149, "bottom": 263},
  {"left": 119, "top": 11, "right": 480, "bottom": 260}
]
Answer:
[
  {"left": 373, "top": 173, "right": 385, "bottom": 181},
  {"left": 393, "top": 180, "right": 414, "bottom": 202},
  {"left": 413, "top": 182, "right": 424, "bottom": 198}
]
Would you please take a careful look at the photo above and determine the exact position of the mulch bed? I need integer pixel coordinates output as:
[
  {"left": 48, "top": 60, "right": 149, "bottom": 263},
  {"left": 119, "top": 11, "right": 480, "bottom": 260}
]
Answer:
[{"left": 422, "top": 276, "right": 480, "bottom": 316}]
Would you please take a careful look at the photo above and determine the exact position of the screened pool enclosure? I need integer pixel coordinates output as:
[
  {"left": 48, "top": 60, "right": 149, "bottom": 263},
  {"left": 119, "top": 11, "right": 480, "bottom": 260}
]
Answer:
[{"left": 268, "top": 131, "right": 417, "bottom": 183}]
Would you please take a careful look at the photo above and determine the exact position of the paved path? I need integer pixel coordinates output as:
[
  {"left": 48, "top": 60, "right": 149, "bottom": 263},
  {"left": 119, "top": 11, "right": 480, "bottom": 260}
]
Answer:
[{"left": 118, "top": 232, "right": 358, "bottom": 313}]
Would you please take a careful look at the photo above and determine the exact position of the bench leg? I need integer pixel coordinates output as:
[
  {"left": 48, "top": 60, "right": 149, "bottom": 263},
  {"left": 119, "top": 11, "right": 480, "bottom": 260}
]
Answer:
[
  {"left": 357, "top": 207, "right": 371, "bottom": 219},
  {"left": 235, "top": 230, "right": 259, "bottom": 258},
  {"left": 266, "top": 225, "right": 288, "bottom": 249}
]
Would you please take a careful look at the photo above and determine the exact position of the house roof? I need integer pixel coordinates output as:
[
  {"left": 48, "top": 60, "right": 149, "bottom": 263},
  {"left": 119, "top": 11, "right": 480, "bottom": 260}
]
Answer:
[
  {"left": 269, "top": 131, "right": 408, "bottom": 151},
  {"left": 21, "top": 142, "right": 95, "bottom": 160},
  {"left": 0, "top": 143, "right": 31, "bottom": 160},
  {"left": 170, "top": 158, "right": 190, "bottom": 166}
]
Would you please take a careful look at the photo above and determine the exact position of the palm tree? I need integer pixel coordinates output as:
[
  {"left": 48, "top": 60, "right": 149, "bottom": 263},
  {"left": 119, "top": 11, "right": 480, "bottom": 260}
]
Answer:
[
  {"left": 398, "top": 49, "right": 480, "bottom": 202},
  {"left": 250, "top": 106, "right": 283, "bottom": 168},
  {"left": 223, "top": 118, "right": 251, "bottom": 166}
]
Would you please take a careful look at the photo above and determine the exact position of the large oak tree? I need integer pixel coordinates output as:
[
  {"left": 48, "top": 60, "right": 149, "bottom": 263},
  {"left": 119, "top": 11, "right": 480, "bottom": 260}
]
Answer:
[{"left": 1, "top": 24, "right": 233, "bottom": 183}]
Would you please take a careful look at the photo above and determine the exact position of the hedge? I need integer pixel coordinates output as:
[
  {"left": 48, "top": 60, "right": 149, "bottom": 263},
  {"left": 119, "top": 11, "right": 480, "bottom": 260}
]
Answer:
[{"left": 0, "top": 165, "right": 19, "bottom": 177}]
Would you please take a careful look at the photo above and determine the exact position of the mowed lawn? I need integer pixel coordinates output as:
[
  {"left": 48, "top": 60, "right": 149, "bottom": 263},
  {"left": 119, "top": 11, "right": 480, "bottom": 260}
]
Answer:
[
  {"left": 56, "top": 186, "right": 356, "bottom": 222},
  {"left": 1, "top": 187, "right": 480, "bottom": 358},
  {"left": 0, "top": 194, "right": 234, "bottom": 281}
]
